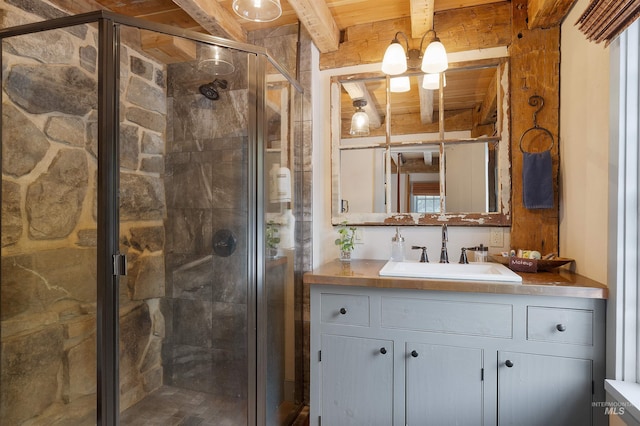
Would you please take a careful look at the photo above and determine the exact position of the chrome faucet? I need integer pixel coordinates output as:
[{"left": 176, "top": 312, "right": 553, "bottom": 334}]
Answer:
[{"left": 439, "top": 224, "right": 449, "bottom": 263}]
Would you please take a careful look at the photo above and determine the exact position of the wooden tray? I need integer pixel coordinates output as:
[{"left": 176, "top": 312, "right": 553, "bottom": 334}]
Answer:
[{"left": 490, "top": 255, "right": 574, "bottom": 271}]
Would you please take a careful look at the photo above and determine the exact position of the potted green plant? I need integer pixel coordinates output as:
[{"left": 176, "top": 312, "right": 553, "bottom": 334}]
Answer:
[
  {"left": 266, "top": 221, "right": 280, "bottom": 258},
  {"left": 335, "top": 223, "right": 357, "bottom": 261}
]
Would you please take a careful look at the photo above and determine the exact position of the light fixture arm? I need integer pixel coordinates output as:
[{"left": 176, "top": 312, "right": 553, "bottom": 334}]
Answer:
[
  {"left": 418, "top": 29, "right": 439, "bottom": 53},
  {"left": 392, "top": 31, "right": 411, "bottom": 51}
]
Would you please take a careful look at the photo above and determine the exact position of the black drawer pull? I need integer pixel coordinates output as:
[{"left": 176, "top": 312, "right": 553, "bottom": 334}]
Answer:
[
  {"left": 411, "top": 350, "right": 419, "bottom": 358},
  {"left": 339, "top": 307, "right": 347, "bottom": 315},
  {"left": 505, "top": 360, "right": 514, "bottom": 368},
  {"left": 556, "top": 323, "right": 567, "bottom": 332},
  {"left": 379, "top": 347, "right": 387, "bottom": 355}
]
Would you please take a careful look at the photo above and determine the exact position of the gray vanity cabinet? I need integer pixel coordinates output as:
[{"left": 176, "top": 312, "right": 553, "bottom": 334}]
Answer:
[
  {"left": 498, "top": 351, "right": 593, "bottom": 426},
  {"left": 405, "top": 343, "right": 484, "bottom": 425},
  {"left": 319, "top": 334, "right": 393, "bottom": 425},
  {"left": 310, "top": 285, "right": 606, "bottom": 426}
]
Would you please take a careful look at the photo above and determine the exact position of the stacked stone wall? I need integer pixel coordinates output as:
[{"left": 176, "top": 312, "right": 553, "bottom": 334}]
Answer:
[{"left": 1, "top": 1, "right": 168, "bottom": 423}]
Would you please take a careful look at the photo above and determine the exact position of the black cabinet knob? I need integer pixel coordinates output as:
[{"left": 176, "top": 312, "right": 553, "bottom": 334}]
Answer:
[
  {"left": 505, "top": 360, "right": 514, "bottom": 368},
  {"left": 380, "top": 347, "right": 387, "bottom": 355},
  {"left": 556, "top": 323, "right": 567, "bottom": 332},
  {"left": 411, "top": 350, "right": 419, "bottom": 358},
  {"left": 339, "top": 308, "right": 347, "bottom": 315}
]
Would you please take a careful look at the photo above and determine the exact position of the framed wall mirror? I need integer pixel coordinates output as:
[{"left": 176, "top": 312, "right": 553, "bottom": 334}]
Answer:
[{"left": 331, "top": 58, "right": 511, "bottom": 226}]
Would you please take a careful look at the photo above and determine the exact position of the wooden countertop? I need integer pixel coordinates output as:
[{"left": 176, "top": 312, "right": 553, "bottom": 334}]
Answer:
[{"left": 303, "top": 259, "right": 608, "bottom": 299}]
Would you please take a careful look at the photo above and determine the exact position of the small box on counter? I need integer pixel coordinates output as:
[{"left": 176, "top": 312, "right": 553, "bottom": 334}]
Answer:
[{"left": 509, "top": 257, "right": 538, "bottom": 273}]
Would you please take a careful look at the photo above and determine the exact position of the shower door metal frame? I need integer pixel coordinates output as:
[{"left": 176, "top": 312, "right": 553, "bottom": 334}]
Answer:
[{"left": 0, "top": 11, "right": 302, "bottom": 426}]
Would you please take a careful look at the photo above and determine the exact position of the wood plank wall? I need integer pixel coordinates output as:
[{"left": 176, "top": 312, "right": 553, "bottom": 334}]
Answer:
[{"left": 319, "top": 1, "right": 561, "bottom": 255}]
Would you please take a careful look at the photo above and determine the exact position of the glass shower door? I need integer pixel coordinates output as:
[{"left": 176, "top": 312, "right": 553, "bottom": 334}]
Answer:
[
  {"left": 1, "top": 23, "right": 100, "bottom": 425},
  {"left": 117, "top": 28, "right": 252, "bottom": 425},
  {"left": 263, "top": 75, "right": 303, "bottom": 424}
]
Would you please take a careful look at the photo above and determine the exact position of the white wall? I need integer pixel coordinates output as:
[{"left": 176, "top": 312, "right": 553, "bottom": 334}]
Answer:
[
  {"left": 312, "top": 49, "right": 511, "bottom": 268},
  {"left": 560, "top": 0, "right": 610, "bottom": 283}
]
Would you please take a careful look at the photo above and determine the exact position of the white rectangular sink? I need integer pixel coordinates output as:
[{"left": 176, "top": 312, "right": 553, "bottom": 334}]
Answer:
[{"left": 379, "top": 260, "right": 523, "bottom": 283}]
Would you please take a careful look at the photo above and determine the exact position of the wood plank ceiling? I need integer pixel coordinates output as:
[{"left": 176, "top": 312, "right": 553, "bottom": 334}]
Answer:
[{"left": 52, "top": 0, "right": 510, "bottom": 52}]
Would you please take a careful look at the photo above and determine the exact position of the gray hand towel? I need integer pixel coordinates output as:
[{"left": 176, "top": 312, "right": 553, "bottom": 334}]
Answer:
[{"left": 522, "top": 150, "right": 553, "bottom": 209}]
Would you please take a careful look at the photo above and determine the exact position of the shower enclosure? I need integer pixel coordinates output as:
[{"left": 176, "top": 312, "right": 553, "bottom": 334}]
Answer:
[{"left": 0, "top": 10, "right": 304, "bottom": 425}]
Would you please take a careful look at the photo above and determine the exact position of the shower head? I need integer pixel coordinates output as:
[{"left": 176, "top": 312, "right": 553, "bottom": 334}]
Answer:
[
  {"left": 199, "top": 79, "right": 228, "bottom": 100},
  {"left": 199, "top": 83, "right": 220, "bottom": 100}
]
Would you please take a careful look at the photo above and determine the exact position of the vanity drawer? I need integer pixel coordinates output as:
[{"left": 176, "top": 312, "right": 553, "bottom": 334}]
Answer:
[
  {"left": 527, "top": 306, "right": 593, "bottom": 346},
  {"left": 381, "top": 296, "right": 513, "bottom": 338},
  {"left": 320, "top": 293, "right": 370, "bottom": 327}
]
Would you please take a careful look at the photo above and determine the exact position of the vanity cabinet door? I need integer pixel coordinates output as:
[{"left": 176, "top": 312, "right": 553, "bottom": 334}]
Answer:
[
  {"left": 498, "top": 351, "right": 592, "bottom": 426},
  {"left": 320, "top": 334, "right": 393, "bottom": 426},
  {"left": 406, "top": 343, "right": 484, "bottom": 425}
]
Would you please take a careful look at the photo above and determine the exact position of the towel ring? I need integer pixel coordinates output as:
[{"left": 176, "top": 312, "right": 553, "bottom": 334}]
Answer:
[{"left": 519, "top": 95, "right": 555, "bottom": 153}]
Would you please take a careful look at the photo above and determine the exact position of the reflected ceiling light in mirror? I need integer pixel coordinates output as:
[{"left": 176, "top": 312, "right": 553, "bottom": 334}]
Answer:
[
  {"left": 200, "top": 45, "right": 235, "bottom": 75},
  {"left": 390, "top": 76, "right": 411, "bottom": 92},
  {"left": 422, "top": 73, "right": 446, "bottom": 90},
  {"left": 382, "top": 30, "right": 448, "bottom": 76},
  {"left": 350, "top": 99, "right": 370, "bottom": 136},
  {"left": 232, "top": 0, "right": 282, "bottom": 22}
]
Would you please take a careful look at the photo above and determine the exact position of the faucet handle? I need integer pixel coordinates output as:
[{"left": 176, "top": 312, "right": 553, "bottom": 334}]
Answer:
[
  {"left": 411, "top": 246, "right": 429, "bottom": 263},
  {"left": 459, "top": 248, "right": 469, "bottom": 264}
]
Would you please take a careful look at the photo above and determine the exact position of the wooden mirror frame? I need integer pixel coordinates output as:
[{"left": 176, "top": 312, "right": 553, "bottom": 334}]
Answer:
[{"left": 330, "top": 58, "right": 512, "bottom": 226}]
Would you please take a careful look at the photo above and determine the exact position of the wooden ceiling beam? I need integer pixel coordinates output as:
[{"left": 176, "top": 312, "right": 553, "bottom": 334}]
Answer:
[
  {"left": 527, "top": 0, "right": 577, "bottom": 29},
  {"left": 410, "top": 0, "right": 435, "bottom": 39},
  {"left": 171, "top": 0, "right": 247, "bottom": 42},
  {"left": 417, "top": 75, "right": 435, "bottom": 124},
  {"left": 477, "top": 68, "right": 498, "bottom": 125},
  {"left": 392, "top": 157, "right": 439, "bottom": 174},
  {"left": 320, "top": 3, "right": 511, "bottom": 70},
  {"left": 140, "top": 32, "right": 197, "bottom": 64},
  {"left": 287, "top": 0, "right": 340, "bottom": 53}
]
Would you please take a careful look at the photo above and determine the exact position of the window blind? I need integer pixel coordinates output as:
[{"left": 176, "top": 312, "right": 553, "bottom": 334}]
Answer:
[
  {"left": 411, "top": 182, "right": 439, "bottom": 196},
  {"left": 576, "top": 0, "right": 640, "bottom": 45}
]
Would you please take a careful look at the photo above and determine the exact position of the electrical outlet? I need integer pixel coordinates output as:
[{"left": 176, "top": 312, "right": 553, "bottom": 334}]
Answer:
[
  {"left": 355, "top": 228, "right": 364, "bottom": 244},
  {"left": 489, "top": 228, "right": 504, "bottom": 247}
]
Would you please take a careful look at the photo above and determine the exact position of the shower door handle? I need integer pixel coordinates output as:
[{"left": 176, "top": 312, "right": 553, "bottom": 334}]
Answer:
[{"left": 113, "top": 254, "right": 127, "bottom": 276}]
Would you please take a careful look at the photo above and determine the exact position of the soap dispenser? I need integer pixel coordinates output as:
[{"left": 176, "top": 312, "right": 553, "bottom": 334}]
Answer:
[
  {"left": 390, "top": 227, "right": 405, "bottom": 262},
  {"left": 475, "top": 244, "right": 488, "bottom": 263}
]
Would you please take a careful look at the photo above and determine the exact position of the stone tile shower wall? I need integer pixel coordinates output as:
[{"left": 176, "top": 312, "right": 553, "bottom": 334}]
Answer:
[
  {"left": 1, "top": 2, "right": 167, "bottom": 423},
  {"left": 162, "top": 51, "right": 249, "bottom": 399}
]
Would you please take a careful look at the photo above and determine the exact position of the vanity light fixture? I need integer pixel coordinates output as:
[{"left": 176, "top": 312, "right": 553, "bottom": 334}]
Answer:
[
  {"left": 381, "top": 30, "right": 448, "bottom": 76},
  {"left": 199, "top": 45, "right": 235, "bottom": 76},
  {"left": 422, "top": 73, "right": 446, "bottom": 90},
  {"left": 232, "top": 0, "right": 282, "bottom": 22},
  {"left": 350, "top": 99, "right": 370, "bottom": 136},
  {"left": 390, "top": 76, "right": 411, "bottom": 93}
]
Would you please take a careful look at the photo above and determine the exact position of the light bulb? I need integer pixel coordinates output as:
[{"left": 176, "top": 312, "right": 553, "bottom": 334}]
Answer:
[
  {"left": 232, "top": 0, "right": 282, "bottom": 22},
  {"left": 390, "top": 76, "right": 411, "bottom": 92},
  {"left": 422, "top": 73, "right": 446, "bottom": 90},
  {"left": 421, "top": 40, "right": 448, "bottom": 74},
  {"left": 350, "top": 110, "right": 370, "bottom": 136},
  {"left": 382, "top": 42, "right": 408, "bottom": 75}
]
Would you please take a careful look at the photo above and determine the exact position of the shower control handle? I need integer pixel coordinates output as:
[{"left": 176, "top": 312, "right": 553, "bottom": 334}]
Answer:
[{"left": 339, "top": 307, "right": 347, "bottom": 315}]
